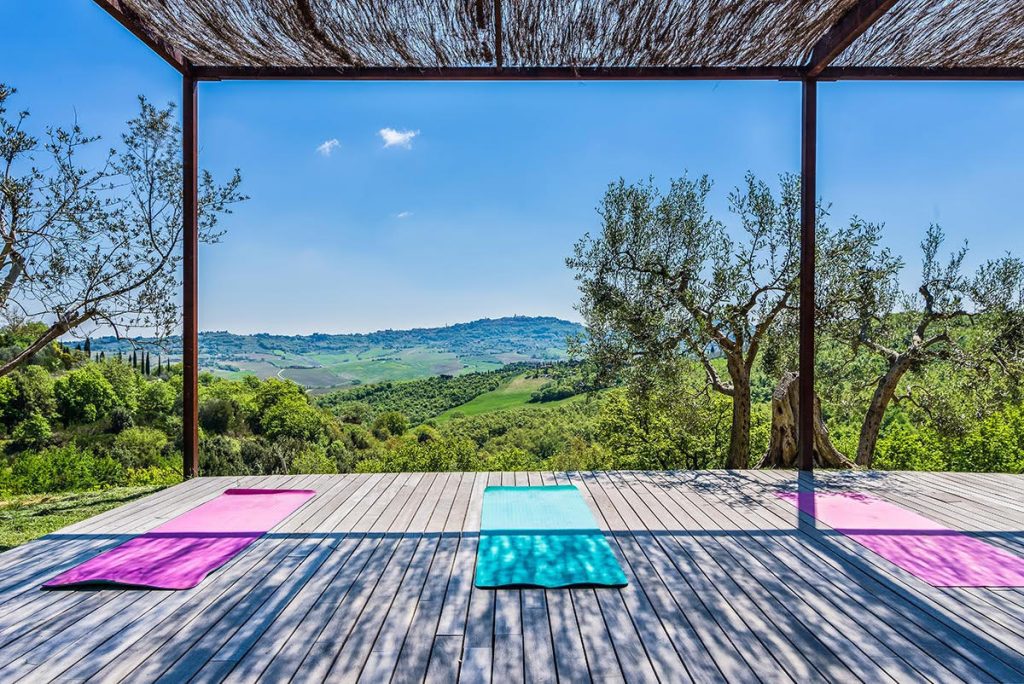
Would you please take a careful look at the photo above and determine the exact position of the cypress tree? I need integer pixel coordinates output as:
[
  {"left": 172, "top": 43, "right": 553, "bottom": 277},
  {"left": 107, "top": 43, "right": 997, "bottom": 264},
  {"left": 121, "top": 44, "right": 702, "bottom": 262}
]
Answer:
[
  {"left": 100, "top": 351, "right": 106, "bottom": 361},
  {"left": 145, "top": 352, "right": 151, "bottom": 376},
  {"left": 83, "top": 338, "right": 91, "bottom": 355},
  {"left": 132, "top": 350, "right": 137, "bottom": 368}
]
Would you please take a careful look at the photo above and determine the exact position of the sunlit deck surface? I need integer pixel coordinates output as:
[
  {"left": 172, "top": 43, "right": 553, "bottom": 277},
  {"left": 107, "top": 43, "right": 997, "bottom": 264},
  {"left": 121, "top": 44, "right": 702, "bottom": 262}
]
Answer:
[{"left": 1, "top": 470, "right": 1023, "bottom": 682}]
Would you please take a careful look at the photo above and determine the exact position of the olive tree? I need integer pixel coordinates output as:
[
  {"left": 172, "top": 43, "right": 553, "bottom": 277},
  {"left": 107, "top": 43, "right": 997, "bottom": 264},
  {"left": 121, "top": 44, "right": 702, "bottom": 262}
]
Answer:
[
  {"left": 835, "top": 224, "right": 1024, "bottom": 467},
  {"left": 0, "top": 84, "right": 244, "bottom": 375},
  {"left": 569, "top": 171, "right": 877, "bottom": 468}
]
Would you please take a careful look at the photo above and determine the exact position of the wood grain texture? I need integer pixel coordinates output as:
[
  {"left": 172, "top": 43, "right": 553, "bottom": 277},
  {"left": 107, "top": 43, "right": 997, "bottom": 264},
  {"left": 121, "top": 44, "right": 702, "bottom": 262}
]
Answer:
[{"left": 0, "top": 470, "right": 1021, "bottom": 682}]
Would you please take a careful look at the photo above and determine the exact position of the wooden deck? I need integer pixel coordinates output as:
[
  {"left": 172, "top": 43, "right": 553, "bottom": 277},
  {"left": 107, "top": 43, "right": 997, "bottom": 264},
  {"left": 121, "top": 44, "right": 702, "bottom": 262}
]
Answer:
[{"left": 0, "top": 470, "right": 1023, "bottom": 682}]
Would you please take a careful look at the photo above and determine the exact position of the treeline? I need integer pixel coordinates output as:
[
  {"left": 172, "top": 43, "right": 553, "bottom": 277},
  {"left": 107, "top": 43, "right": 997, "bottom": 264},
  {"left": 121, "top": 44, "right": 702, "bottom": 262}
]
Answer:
[
  {"left": 3, "top": 325, "right": 1024, "bottom": 500},
  {"left": 317, "top": 364, "right": 538, "bottom": 424},
  {"left": 89, "top": 316, "right": 584, "bottom": 362},
  {"left": 0, "top": 325, "right": 182, "bottom": 495}
]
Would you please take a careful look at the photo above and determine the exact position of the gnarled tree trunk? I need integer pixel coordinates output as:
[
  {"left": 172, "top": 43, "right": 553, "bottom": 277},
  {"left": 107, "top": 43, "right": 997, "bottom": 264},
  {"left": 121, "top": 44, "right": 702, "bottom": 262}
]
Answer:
[
  {"left": 757, "top": 371, "right": 854, "bottom": 469},
  {"left": 856, "top": 356, "right": 913, "bottom": 467},
  {"left": 725, "top": 359, "right": 751, "bottom": 469}
]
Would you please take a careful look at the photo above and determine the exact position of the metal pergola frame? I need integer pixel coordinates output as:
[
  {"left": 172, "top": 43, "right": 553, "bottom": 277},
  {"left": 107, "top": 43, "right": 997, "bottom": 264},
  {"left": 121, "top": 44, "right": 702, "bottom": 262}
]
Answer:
[{"left": 92, "top": 0, "right": 1024, "bottom": 477}]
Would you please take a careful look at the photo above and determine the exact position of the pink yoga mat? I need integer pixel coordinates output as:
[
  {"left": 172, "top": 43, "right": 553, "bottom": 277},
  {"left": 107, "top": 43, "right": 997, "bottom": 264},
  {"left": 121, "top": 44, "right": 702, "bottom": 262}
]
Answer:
[
  {"left": 44, "top": 488, "right": 316, "bottom": 590},
  {"left": 778, "top": 490, "right": 1024, "bottom": 587}
]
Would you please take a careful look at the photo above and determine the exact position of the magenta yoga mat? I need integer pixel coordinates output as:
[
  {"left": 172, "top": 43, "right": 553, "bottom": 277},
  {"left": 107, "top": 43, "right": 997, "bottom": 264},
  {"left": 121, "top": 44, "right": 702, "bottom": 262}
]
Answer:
[
  {"left": 778, "top": 490, "right": 1024, "bottom": 587},
  {"left": 43, "top": 488, "right": 316, "bottom": 590}
]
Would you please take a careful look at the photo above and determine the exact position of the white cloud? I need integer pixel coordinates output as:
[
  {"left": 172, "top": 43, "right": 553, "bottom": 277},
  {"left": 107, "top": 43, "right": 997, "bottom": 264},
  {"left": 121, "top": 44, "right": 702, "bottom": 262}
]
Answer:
[
  {"left": 316, "top": 138, "right": 340, "bottom": 156},
  {"left": 379, "top": 128, "right": 419, "bottom": 149},
  {"left": 396, "top": 211, "right": 413, "bottom": 219}
]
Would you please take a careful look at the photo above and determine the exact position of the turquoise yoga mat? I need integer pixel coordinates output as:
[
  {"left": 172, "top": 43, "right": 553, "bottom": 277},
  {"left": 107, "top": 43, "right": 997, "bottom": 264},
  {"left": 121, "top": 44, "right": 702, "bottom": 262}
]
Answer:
[{"left": 475, "top": 485, "right": 628, "bottom": 588}]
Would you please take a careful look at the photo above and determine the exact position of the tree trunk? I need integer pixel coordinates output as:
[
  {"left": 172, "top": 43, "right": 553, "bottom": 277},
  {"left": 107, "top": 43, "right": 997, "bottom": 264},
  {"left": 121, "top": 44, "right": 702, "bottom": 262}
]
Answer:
[
  {"left": 757, "top": 371, "right": 854, "bottom": 469},
  {"left": 856, "top": 357, "right": 911, "bottom": 468},
  {"left": 0, "top": 311, "right": 93, "bottom": 378},
  {"left": 725, "top": 364, "right": 751, "bottom": 469}
]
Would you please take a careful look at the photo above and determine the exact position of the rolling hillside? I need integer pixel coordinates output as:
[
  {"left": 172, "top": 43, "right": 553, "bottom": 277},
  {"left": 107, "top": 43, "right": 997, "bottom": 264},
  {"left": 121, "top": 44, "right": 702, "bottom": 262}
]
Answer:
[{"left": 88, "top": 316, "right": 584, "bottom": 390}]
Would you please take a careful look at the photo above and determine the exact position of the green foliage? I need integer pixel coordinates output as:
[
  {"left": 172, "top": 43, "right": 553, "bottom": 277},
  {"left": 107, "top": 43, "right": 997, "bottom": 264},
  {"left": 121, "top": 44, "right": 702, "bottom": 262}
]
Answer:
[
  {"left": 355, "top": 437, "right": 480, "bottom": 473},
  {"left": 96, "top": 360, "right": 141, "bottom": 413},
  {"left": 6, "top": 444, "right": 124, "bottom": 494},
  {"left": 201, "top": 435, "right": 248, "bottom": 476},
  {"left": 139, "top": 380, "right": 175, "bottom": 423},
  {"left": 110, "top": 427, "right": 169, "bottom": 469},
  {"left": 290, "top": 443, "right": 337, "bottom": 475},
  {"left": 319, "top": 364, "right": 529, "bottom": 423},
  {"left": 11, "top": 413, "right": 52, "bottom": 449},
  {"left": 199, "top": 397, "right": 244, "bottom": 434},
  {"left": 260, "top": 393, "right": 331, "bottom": 442},
  {"left": 54, "top": 365, "right": 118, "bottom": 424},
  {"left": 372, "top": 411, "right": 409, "bottom": 439}
]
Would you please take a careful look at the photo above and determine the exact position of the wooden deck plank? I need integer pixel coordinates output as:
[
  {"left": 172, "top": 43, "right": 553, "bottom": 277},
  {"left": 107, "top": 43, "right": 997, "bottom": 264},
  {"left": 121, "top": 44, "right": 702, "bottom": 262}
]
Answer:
[
  {"left": 284, "top": 473, "right": 438, "bottom": 681},
  {"left": 569, "top": 471, "right": 700, "bottom": 684},
  {"left": 689, "top": 469, "right": 984, "bottom": 682},
  {"left": 632, "top": 471, "right": 913, "bottom": 682},
  {"left": 541, "top": 471, "right": 593, "bottom": 684},
  {"left": 0, "top": 470, "right": 1021, "bottom": 683},
  {"left": 1, "top": 475, "right": 302, "bottom": 681},
  {"left": 737, "top": 470, "right": 1024, "bottom": 682},
  {"left": 0, "top": 476, "right": 288, "bottom": 674},
  {"left": 518, "top": 470, "right": 557, "bottom": 684},
  {"left": 104, "top": 473, "right": 393, "bottom": 683},
  {"left": 67, "top": 476, "right": 363, "bottom": 683},
  {"left": 607, "top": 470, "right": 857, "bottom": 683},
  {"left": 567, "top": 471, "right": 676, "bottom": 684},
  {"left": 578, "top": 471, "right": 759, "bottom": 683}
]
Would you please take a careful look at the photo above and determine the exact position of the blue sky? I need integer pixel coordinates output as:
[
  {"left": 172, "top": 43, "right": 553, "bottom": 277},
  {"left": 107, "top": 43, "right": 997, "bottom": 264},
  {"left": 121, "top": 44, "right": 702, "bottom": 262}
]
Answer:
[{"left": 4, "top": 2, "right": 1023, "bottom": 334}]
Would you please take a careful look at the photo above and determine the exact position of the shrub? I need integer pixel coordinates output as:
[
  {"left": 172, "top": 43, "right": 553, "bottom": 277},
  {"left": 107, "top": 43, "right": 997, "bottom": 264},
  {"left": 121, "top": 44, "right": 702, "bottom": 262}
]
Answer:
[
  {"left": 126, "top": 465, "right": 182, "bottom": 487},
  {"left": 97, "top": 359, "right": 141, "bottom": 413},
  {"left": 328, "top": 441, "right": 360, "bottom": 473},
  {"left": 110, "top": 427, "right": 170, "bottom": 469},
  {"left": 54, "top": 366, "right": 118, "bottom": 424},
  {"left": 329, "top": 400, "right": 375, "bottom": 425},
  {"left": 259, "top": 395, "right": 331, "bottom": 442},
  {"left": 139, "top": 381, "right": 175, "bottom": 423},
  {"left": 200, "top": 397, "right": 243, "bottom": 435},
  {"left": 372, "top": 411, "right": 408, "bottom": 440},
  {"left": 355, "top": 437, "right": 480, "bottom": 473},
  {"left": 109, "top": 405, "right": 135, "bottom": 433},
  {"left": 200, "top": 434, "right": 248, "bottom": 476},
  {"left": 290, "top": 443, "right": 337, "bottom": 474},
  {"left": 8, "top": 444, "right": 124, "bottom": 493},
  {"left": 10, "top": 412, "right": 52, "bottom": 449},
  {"left": 339, "top": 423, "right": 375, "bottom": 451}
]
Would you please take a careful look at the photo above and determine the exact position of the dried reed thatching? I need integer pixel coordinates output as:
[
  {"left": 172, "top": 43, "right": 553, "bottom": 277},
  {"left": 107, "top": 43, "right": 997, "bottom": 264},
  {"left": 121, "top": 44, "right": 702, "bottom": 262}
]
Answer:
[{"left": 113, "top": 0, "right": 1024, "bottom": 70}]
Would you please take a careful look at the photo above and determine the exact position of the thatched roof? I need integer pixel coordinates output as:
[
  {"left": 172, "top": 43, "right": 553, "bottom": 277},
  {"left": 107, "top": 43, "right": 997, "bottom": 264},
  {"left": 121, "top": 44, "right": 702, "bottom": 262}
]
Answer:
[{"left": 95, "top": 0, "right": 1024, "bottom": 79}]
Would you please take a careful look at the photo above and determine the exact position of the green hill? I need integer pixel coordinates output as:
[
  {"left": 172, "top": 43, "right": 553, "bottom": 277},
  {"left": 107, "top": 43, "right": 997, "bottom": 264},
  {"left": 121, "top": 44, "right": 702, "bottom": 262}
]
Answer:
[
  {"left": 435, "top": 375, "right": 553, "bottom": 422},
  {"left": 87, "top": 316, "right": 584, "bottom": 390}
]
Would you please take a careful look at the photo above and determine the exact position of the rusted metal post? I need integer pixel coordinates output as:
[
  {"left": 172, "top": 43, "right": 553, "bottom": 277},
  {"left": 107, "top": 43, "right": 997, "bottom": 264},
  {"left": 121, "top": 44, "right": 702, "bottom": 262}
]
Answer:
[
  {"left": 182, "top": 75, "right": 199, "bottom": 479},
  {"left": 799, "top": 79, "right": 817, "bottom": 472}
]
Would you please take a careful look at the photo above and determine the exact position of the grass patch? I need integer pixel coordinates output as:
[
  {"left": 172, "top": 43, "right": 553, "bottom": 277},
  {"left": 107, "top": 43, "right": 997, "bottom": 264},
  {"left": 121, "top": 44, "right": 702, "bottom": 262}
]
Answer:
[
  {"left": 0, "top": 486, "right": 164, "bottom": 552},
  {"left": 436, "top": 375, "right": 551, "bottom": 422}
]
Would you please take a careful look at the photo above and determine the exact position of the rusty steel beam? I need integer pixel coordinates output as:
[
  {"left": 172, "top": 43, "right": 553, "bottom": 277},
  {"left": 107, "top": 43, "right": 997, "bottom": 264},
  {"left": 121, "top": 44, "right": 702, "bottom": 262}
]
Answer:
[
  {"left": 807, "top": 0, "right": 899, "bottom": 77},
  {"left": 182, "top": 75, "right": 199, "bottom": 479},
  {"left": 819, "top": 66, "right": 1024, "bottom": 81},
  {"left": 189, "top": 64, "right": 1024, "bottom": 82},
  {"left": 190, "top": 65, "right": 807, "bottom": 81},
  {"left": 798, "top": 79, "right": 817, "bottom": 472},
  {"left": 93, "top": 0, "right": 190, "bottom": 74}
]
